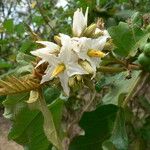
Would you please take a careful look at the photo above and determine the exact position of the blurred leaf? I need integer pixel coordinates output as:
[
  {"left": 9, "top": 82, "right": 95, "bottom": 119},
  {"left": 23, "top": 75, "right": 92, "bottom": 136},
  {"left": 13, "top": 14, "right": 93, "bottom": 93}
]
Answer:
[
  {"left": 3, "top": 93, "right": 29, "bottom": 120},
  {"left": 20, "top": 40, "right": 35, "bottom": 53},
  {"left": 141, "top": 117, "right": 150, "bottom": 141},
  {"left": 109, "top": 109, "right": 128, "bottom": 150},
  {"left": 3, "top": 92, "right": 64, "bottom": 150},
  {"left": 16, "top": 52, "right": 34, "bottom": 75},
  {"left": 3, "top": 19, "right": 14, "bottom": 33},
  {"left": 108, "top": 22, "right": 149, "bottom": 57},
  {"left": 32, "top": 15, "right": 44, "bottom": 26},
  {"left": 130, "top": 12, "right": 143, "bottom": 27},
  {"left": 44, "top": 87, "right": 60, "bottom": 103},
  {"left": 16, "top": 52, "right": 34, "bottom": 65},
  {"left": 102, "top": 140, "right": 117, "bottom": 150},
  {"left": 69, "top": 105, "right": 118, "bottom": 150},
  {"left": 102, "top": 71, "right": 140, "bottom": 105},
  {"left": 0, "top": 61, "right": 12, "bottom": 69},
  {"left": 15, "top": 23, "right": 25, "bottom": 36},
  {"left": 138, "top": 96, "right": 150, "bottom": 113}
]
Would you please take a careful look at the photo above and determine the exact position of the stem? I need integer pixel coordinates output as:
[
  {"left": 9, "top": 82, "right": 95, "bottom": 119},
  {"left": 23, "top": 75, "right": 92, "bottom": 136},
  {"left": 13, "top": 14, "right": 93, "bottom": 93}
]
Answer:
[
  {"left": 122, "top": 71, "right": 147, "bottom": 108},
  {"left": 98, "top": 66, "right": 125, "bottom": 73}
]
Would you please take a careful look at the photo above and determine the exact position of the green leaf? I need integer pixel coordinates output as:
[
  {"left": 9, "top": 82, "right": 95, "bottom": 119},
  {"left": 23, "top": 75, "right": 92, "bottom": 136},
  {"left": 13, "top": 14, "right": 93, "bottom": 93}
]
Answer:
[
  {"left": 108, "top": 22, "right": 149, "bottom": 57},
  {"left": 20, "top": 40, "right": 35, "bottom": 53},
  {"left": 69, "top": 105, "right": 118, "bottom": 150},
  {"left": 32, "top": 15, "right": 44, "bottom": 26},
  {"left": 15, "top": 23, "right": 25, "bottom": 36},
  {"left": 3, "top": 92, "right": 64, "bottom": 150},
  {"left": 16, "top": 52, "right": 35, "bottom": 75},
  {"left": 130, "top": 12, "right": 143, "bottom": 27},
  {"left": 102, "top": 140, "right": 117, "bottom": 150},
  {"left": 3, "top": 19, "right": 14, "bottom": 33},
  {"left": 8, "top": 106, "right": 52, "bottom": 150},
  {"left": 141, "top": 117, "right": 150, "bottom": 141},
  {"left": 109, "top": 109, "right": 128, "bottom": 150},
  {"left": 0, "top": 61, "right": 12, "bottom": 69},
  {"left": 3, "top": 93, "right": 29, "bottom": 119},
  {"left": 102, "top": 71, "right": 140, "bottom": 105}
]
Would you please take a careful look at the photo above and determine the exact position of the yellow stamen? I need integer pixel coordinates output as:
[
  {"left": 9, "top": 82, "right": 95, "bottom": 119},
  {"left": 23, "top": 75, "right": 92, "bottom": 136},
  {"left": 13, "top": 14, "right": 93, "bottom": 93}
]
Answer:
[
  {"left": 87, "top": 49, "right": 106, "bottom": 58},
  {"left": 51, "top": 64, "right": 65, "bottom": 77}
]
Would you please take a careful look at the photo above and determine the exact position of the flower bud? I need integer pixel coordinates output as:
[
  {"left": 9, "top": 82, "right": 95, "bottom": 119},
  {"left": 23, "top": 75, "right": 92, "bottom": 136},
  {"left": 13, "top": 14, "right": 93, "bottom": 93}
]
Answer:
[
  {"left": 27, "top": 90, "right": 39, "bottom": 103},
  {"left": 76, "top": 75, "right": 82, "bottom": 81},
  {"left": 68, "top": 77, "right": 76, "bottom": 87},
  {"left": 92, "top": 31, "right": 103, "bottom": 38},
  {"left": 82, "top": 24, "right": 97, "bottom": 37},
  {"left": 54, "top": 35, "right": 61, "bottom": 46},
  {"left": 103, "top": 39, "right": 114, "bottom": 51},
  {"left": 79, "top": 60, "right": 94, "bottom": 74}
]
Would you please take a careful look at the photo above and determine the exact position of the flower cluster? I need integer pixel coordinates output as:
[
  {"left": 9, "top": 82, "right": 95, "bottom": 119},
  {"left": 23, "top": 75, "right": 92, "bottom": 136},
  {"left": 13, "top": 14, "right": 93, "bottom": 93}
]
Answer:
[{"left": 31, "top": 8, "right": 110, "bottom": 96}]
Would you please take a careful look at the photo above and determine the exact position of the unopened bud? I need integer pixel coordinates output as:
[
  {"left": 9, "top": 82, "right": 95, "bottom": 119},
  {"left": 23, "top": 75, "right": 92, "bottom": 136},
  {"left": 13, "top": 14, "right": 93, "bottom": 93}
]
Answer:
[
  {"left": 54, "top": 35, "right": 61, "bottom": 46},
  {"left": 79, "top": 60, "right": 94, "bottom": 74},
  {"left": 92, "top": 31, "right": 103, "bottom": 38},
  {"left": 76, "top": 75, "right": 82, "bottom": 81},
  {"left": 68, "top": 77, "right": 75, "bottom": 87},
  {"left": 103, "top": 39, "right": 114, "bottom": 51},
  {"left": 83, "top": 24, "right": 97, "bottom": 37},
  {"left": 27, "top": 90, "right": 39, "bottom": 103}
]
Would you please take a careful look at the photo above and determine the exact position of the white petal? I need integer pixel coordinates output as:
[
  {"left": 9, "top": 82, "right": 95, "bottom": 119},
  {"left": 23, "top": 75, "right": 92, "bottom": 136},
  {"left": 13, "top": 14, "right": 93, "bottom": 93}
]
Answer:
[
  {"left": 59, "top": 34, "right": 71, "bottom": 46},
  {"left": 30, "top": 41, "right": 60, "bottom": 59},
  {"left": 36, "top": 41, "right": 60, "bottom": 52},
  {"left": 40, "top": 66, "right": 55, "bottom": 84},
  {"left": 68, "top": 62, "right": 88, "bottom": 76},
  {"left": 58, "top": 72, "right": 70, "bottom": 96},
  {"left": 72, "top": 8, "right": 88, "bottom": 37},
  {"left": 30, "top": 47, "right": 51, "bottom": 57},
  {"left": 85, "top": 7, "right": 89, "bottom": 26},
  {"left": 90, "top": 36, "right": 108, "bottom": 50},
  {"left": 35, "top": 59, "right": 46, "bottom": 68}
]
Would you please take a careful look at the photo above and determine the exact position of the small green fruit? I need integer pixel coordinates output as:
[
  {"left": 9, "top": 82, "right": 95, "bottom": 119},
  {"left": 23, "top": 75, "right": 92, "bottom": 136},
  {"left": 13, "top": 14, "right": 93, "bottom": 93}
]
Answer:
[
  {"left": 138, "top": 53, "right": 150, "bottom": 66},
  {"left": 144, "top": 43, "right": 150, "bottom": 56}
]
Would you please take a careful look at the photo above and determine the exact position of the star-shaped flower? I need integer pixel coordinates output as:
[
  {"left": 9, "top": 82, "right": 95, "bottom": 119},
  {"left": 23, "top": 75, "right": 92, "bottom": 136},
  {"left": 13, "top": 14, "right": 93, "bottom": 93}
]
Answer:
[
  {"left": 71, "top": 34, "right": 109, "bottom": 76},
  {"left": 41, "top": 34, "right": 87, "bottom": 96}
]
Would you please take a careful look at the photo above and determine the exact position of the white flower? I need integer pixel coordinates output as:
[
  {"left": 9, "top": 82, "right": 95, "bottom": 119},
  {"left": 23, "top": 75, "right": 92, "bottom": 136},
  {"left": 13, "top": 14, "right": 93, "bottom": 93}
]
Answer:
[
  {"left": 30, "top": 41, "right": 60, "bottom": 67},
  {"left": 73, "top": 7, "right": 88, "bottom": 37},
  {"left": 41, "top": 34, "right": 87, "bottom": 96},
  {"left": 71, "top": 35, "right": 109, "bottom": 76}
]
